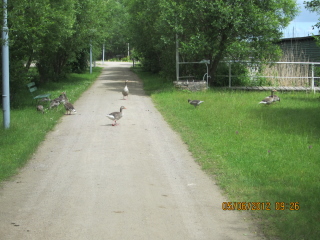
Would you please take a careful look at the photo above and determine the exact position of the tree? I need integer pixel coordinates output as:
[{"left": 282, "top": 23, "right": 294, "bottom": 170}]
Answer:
[
  {"left": 126, "top": 0, "right": 298, "bottom": 85},
  {"left": 305, "top": 0, "right": 320, "bottom": 36},
  {"left": 36, "top": 0, "right": 111, "bottom": 81},
  {"left": 125, "top": 0, "right": 164, "bottom": 73},
  {"left": 2, "top": 0, "right": 54, "bottom": 90},
  {"left": 2, "top": 0, "right": 111, "bottom": 86},
  {"left": 103, "top": 0, "right": 130, "bottom": 60}
]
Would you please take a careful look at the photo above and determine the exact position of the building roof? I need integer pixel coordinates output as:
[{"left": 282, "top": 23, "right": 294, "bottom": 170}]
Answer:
[{"left": 280, "top": 35, "right": 319, "bottom": 42}]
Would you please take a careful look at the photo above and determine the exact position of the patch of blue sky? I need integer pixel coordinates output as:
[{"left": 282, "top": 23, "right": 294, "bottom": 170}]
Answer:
[{"left": 282, "top": 0, "right": 319, "bottom": 38}]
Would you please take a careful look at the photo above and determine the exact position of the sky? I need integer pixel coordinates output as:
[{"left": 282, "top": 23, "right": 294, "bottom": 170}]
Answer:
[{"left": 282, "top": 0, "right": 320, "bottom": 38}]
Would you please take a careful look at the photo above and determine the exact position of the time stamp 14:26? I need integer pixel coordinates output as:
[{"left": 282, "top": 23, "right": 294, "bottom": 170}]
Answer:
[{"left": 222, "top": 202, "right": 300, "bottom": 211}]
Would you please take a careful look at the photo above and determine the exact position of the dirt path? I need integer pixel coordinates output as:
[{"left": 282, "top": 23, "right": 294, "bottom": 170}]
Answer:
[{"left": 0, "top": 62, "right": 264, "bottom": 239}]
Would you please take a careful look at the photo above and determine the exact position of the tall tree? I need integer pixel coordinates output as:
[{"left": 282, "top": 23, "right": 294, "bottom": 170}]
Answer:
[
  {"left": 3, "top": 0, "right": 111, "bottom": 85},
  {"left": 103, "top": 0, "right": 130, "bottom": 60},
  {"left": 126, "top": 0, "right": 164, "bottom": 72},
  {"left": 2, "top": 0, "right": 53, "bottom": 90},
  {"left": 36, "top": 0, "right": 110, "bottom": 81},
  {"left": 126, "top": 0, "right": 298, "bottom": 85}
]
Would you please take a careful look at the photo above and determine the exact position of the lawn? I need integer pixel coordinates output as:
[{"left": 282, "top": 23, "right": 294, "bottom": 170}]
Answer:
[{"left": 134, "top": 68, "right": 320, "bottom": 240}]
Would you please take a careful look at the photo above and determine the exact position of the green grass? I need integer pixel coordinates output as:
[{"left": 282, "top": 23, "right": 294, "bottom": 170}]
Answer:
[
  {"left": 0, "top": 68, "right": 102, "bottom": 181},
  {"left": 133, "top": 68, "right": 320, "bottom": 240}
]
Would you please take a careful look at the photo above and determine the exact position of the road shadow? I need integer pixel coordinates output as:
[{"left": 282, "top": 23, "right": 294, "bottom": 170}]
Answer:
[{"left": 97, "top": 64, "right": 146, "bottom": 97}]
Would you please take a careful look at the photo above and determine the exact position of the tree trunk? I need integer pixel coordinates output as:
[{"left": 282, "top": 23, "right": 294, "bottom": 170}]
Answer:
[
  {"left": 209, "top": 31, "right": 230, "bottom": 86},
  {"left": 25, "top": 51, "right": 34, "bottom": 72}
]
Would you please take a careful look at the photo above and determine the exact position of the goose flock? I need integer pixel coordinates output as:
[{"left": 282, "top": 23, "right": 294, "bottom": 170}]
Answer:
[
  {"left": 187, "top": 89, "right": 280, "bottom": 109},
  {"left": 36, "top": 91, "right": 77, "bottom": 115},
  {"left": 36, "top": 78, "right": 280, "bottom": 127},
  {"left": 49, "top": 92, "right": 68, "bottom": 110},
  {"left": 51, "top": 92, "right": 77, "bottom": 115}
]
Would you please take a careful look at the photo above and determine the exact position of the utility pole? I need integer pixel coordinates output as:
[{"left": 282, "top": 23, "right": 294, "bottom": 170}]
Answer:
[
  {"left": 2, "top": 0, "right": 10, "bottom": 129},
  {"left": 102, "top": 43, "right": 105, "bottom": 64},
  {"left": 176, "top": 33, "right": 179, "bottom": 81},
  {"left": 90, "top": 41, "right": 92, "bottom": 74},
  {"left": 127, "top": 43, "right": 130, "bottom": 58}
]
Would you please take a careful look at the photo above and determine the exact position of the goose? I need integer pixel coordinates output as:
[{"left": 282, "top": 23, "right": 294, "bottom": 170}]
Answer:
[
  {"left": 271, "top": 91, "right": 280, "bottom": 102},
  {"left": 36, "top": 105, "right": 44, "bottom": 114},
  {"left": 259, "top": 90, "right": 277, "bottom": 104},
  {"left": 50, "top": 99, "right": 60, "bottom": 109},
  {"left": 49, "top": 92, "right": 68, "bottom": 109},
  {"left": 106, "top": 106, "right": 126, "bottom": 126},
  {"left": 122, "top": 80, "right": 129, "bottom": 100},
  {"left": 61, "top": 99, "right": 77, "bottom": 115},
  {"left": 59, "top": 92, "right": 68, "bottom": 101},
  {"left": 188, "top": 99, "right": 204, "bottom": 108},
  {"left": 39, "top": 97, "right": 50, "bottom": 103}
]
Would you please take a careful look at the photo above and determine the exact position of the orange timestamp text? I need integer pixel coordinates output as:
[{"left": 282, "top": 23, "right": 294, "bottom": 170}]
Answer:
[{"left": 222, "top": 202, "right": 300, "bottom": 211}]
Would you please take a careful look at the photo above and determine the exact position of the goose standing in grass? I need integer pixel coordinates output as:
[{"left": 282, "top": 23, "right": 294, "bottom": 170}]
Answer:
[
  {"left": 50, "top": 92, "right": 68, "bottom": 109},
  {"left": 36, "top": 105, "right": 44, "bottom": 114},
  {"left": 106, "top": 106, "right": 126, "bottom": 126},
  {"left": 259, "top": 89, "right": 277, "bottom": 104},
  {"left": 60, "top": 92, "right": 68, "bottom": 101},
  {"left": 188, "top": 99, "right": 204, "bottom": 108},
  {"left": 271, "top": 91, "right": 280, "bottom": 102},
  {"left": 50, "top": 99, "right": 60, "bottom": 109},
  {"left": 122, "top": 80, "right": 129, "bottom": 100},
  {"left": 61, "top": 99, "right": 77, "bottom": 115},
  {"left": 39, "top": 97, "right": 50, "bottom": 103}
]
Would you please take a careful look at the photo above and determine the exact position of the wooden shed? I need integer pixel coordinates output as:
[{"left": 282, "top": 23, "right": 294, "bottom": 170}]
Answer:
[{"left": 277, "top": 35, "right": 320, "bottom": 62}]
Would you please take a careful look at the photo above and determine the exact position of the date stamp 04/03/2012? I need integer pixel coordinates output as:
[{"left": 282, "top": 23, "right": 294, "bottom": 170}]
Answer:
[{"left": 222, "top": 202, "right": 300, "bottom": 211}]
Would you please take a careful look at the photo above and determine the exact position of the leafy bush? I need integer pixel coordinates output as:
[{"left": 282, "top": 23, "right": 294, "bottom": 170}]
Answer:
[{"left": 215, "top": 61, "right": 252, "bottom": 86}]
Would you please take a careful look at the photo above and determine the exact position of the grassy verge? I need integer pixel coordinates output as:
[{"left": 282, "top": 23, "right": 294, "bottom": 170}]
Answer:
[
  {"left": 0, "top": 68, "right": 102, "bottom": 182},
  {"left": 133, "top": 67, "right": 320, "bottom": 240}
]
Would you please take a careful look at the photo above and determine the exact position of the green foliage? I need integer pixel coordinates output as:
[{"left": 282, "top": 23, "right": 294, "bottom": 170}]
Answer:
[
  {"left": 121, "top": 56, "right": 131, "bottom": 62},
  {"left": 68, "top": 50, "right": 89, "bottom": 74},
  {"left": 103, "top": 0, "right": 130, "bottom": 59},
  {"left": 125, "top": 0, "right": 163, "bottom": 72},
  {"left": 305, "top": 0, "right": 320, "bottom": 15},
  {"left": 298, "top": 1, "right": 320, "bottom": 45},
  {"left": 136, "top": 70, "right": 320, "bottom": 240},
  {"left": 132, "top": 67, "right": 173, "bottom": 95},
  {"left": 1, "top": 0, "right": 111, "bottom": 93},
  {"left": 125, "top": 0, "right": 298, "bottom": 85},
  {"left": 215, "top": 62, "right": 253, "bottom": 87},
  {"left": 2, "top": 0, "right": 300, "bottom": 91}
]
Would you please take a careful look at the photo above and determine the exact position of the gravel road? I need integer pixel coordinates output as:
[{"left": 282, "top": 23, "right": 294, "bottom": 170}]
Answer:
[{"left": 0, "top": 62, "right": 264, "bottom": 239}]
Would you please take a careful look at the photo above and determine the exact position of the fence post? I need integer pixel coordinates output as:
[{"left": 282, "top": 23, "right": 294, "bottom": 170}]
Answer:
[
  {"left": 228, "top": 62, "right": 231, "bottom": 88},
  {"left": 2, "top": 0, "right": 10, "bottom": 129},
  {"left": 90, "top": 41, "right": 92, "bottom": 74},
  {"left": 311, "top": 63, "right": 315, "bottom": 93}
]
